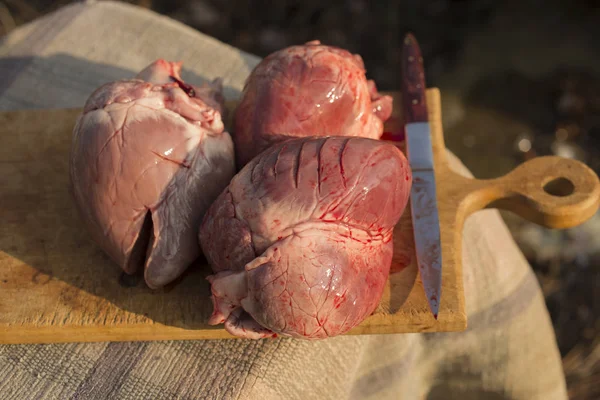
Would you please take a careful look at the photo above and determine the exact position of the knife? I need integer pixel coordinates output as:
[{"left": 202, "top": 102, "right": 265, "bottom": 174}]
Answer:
[{"left": 401, "top": 33, "right": 442, "bottom": 319}]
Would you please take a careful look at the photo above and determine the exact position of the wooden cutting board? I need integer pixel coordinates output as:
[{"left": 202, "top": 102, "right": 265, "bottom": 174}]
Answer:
[{"left": 1, "top": 89, "right": 598, "bottom": 344}]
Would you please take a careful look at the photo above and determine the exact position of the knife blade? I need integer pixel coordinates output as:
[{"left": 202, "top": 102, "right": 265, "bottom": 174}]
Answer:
[{"left": 401, "top": 33, "right": 442, "bottom": 319}]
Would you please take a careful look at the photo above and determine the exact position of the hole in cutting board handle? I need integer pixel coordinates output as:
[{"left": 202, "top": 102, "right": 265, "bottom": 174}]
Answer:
[{"left": 543, "top": 177, "right": 575, "bottom": 197}]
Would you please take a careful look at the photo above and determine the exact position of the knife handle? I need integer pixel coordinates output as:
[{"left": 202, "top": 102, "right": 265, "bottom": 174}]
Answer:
[
  {"left": 401, "top": 34, "right": 428, "bottom": 123},
  {"left": 461, "top": 156, "right": 600, "bottom": 229}
]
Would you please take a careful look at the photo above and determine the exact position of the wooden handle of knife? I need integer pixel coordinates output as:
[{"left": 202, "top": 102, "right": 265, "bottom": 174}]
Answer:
[
  {"left": 455, "top": 156, "right": 600, "bottom": 229},
  {"left": 402, "top": 34, "right": 428, "bottom": 123}
]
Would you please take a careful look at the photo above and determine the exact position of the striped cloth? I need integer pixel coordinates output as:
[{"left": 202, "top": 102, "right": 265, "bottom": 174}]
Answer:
[{"left": 0, "top": 1, "right": 568, "bottom": 399}]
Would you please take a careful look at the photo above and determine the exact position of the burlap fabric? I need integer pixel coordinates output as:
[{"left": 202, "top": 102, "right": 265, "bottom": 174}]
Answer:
[{"left": 0, "top": 1, "right": 568, "bottom": 399}]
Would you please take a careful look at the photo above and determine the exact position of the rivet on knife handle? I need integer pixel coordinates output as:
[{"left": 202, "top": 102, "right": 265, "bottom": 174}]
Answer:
[{"left": 402, "top": 32, "right": 443, "bottom": 319}]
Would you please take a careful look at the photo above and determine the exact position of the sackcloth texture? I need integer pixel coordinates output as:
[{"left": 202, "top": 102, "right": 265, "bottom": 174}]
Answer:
[{"left": 0, "top": 1, "right": 568, "bottom": 399}]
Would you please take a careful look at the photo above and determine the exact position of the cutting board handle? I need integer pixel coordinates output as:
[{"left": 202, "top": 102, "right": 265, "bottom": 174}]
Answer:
[{"left": 457, "top": 156, "right": 600, "bottom": 229}]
